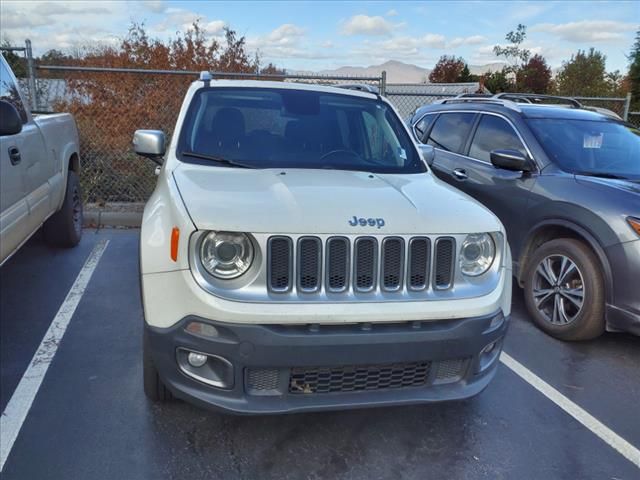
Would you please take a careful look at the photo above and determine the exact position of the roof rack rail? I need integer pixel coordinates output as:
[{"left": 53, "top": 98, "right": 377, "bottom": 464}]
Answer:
[
  {"left": 493, "top": 93, "right": 583, "bottom": 108},
  {"left": 335, "top": 84, "right": 379, "bottom": 95},
  {"left": 436, "top": 96, "right": 522, "bottom": 112}
]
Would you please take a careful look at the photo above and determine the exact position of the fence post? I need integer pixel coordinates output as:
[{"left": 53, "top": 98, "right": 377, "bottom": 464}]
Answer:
[
  {"left": 25, "top": 39, "right": 37, "bottom": 111},
  {"left": 380, "top": 70, "right": 387, "bottom": 96},
  {"left": 623, "top": 92, "right": 632, "bottom": 121}
]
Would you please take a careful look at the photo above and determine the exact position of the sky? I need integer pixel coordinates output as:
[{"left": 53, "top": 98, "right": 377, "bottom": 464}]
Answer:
[{"left": 1, "top": 1, "right": 638, "bottom": 72}]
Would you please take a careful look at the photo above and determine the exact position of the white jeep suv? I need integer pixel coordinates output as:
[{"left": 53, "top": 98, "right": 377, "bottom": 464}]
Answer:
[{"left": 135, "top": 75, "right": 512, "bottom": 413}]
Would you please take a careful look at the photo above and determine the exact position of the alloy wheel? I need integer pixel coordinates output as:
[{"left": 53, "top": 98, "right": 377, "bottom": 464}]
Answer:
[{"left": 532, "top": 255, "right": 585, "bottom": 325}]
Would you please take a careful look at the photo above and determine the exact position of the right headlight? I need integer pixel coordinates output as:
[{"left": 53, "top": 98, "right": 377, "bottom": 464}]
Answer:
[
  {"left": 199, "top": 231, "right": 254, "bottom": 279},
  {"left": 459, "top": 233, "right": 496, "bottom": 277}
]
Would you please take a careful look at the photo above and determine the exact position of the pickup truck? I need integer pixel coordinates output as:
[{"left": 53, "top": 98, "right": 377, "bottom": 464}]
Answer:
[
  {"left": 136, "top": 74, "right": 512, "bottom": 414},
  {"left": 0, "top": 54, "right": 82, "bottom": 265}
]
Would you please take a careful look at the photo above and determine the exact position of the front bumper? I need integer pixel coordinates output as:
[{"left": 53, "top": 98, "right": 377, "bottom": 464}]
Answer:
[
  {"left": 145, "top": 310, "right": 509, "bottom": 414},
  {"left": 605, "top": 240, "right": 640, "bottom": 335}
]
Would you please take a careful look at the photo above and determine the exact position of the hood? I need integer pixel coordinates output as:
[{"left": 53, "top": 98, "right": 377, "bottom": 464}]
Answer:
[
  {"left": 575, "top": 175, "right": 640, "bottom": 196},
  {"left": 172, "top": 164, "right": 502, "bottom": 235}
]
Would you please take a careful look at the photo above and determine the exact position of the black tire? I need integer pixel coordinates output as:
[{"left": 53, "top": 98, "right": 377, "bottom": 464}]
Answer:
[
  {"left": 523, "top": 238, "right": 605, "bottom": 341},
  {"left": 43, "top": 170, "right": 83, "bottom": 247},
  {"left": 143, "top": 331, "right": 173, "bottom": 402}
]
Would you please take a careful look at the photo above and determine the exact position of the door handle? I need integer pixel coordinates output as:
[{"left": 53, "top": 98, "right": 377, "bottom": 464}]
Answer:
[
  {"left": 8, "top": 146, "right": 21, "bottom": 165},
  {"left": 452, "top": 168, "right": 468, "bottom": 180}
]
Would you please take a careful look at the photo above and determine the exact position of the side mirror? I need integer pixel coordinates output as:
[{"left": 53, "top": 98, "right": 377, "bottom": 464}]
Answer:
[
  {"left": 490, "top": 149, "right": 532, "bottom": 172},
  {"left": 0, "top": 101, "right": 23, "bottom": 137},
  {"left": 418, "top": 144, "right": 435, "bottom": 166},
  {"left": 133, "top": 130, "right": 166, "bottom": 164}
]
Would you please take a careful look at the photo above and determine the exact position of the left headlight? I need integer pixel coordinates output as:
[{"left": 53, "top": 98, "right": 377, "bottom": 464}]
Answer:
[
  {"left": 459, "top": 233, "right": 496, "bottom": 277},
  {"left": 200, "top": 231, "right": 254, "bottom": 279}
]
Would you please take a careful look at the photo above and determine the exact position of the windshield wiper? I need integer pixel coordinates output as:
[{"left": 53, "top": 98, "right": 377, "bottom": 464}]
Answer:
[
  {"left": 575, "top": 171, "right": 629, "bottom": 180},
  {"left": 181, "top": 151, "right": 256, "bottom": 169}
]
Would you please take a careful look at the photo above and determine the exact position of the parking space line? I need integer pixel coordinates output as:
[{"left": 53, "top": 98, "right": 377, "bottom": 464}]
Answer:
[
  {"left": 0, "top": 240, "right": 109, "bottom": 472},
  {"left": 500, "top": 352, "right": 640, "bottom": 468}
]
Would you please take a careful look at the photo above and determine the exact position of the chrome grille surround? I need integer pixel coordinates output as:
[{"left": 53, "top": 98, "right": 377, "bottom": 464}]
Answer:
[{"left": 189, "top": 232, "right": 504, "bottom": 303}]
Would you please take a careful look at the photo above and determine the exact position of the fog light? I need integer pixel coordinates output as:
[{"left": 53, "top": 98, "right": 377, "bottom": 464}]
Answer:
[{"left": 187, "top": 352, "right": 208, "bottom": 367}]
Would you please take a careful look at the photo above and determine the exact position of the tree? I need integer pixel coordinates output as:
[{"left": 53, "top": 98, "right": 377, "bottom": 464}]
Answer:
[
  {"left": 483, "top": 69, "right": 514, "bottom": 93},
  {"left": 517, "top": 54, "right": 552, "bottom": 93},
  {"left": 1, "top": 38, "right": 27, "bottom": 77},
  {"left": 493, "top": 24, "right": 531, "bottom": 75},
  {"left": 555, "top": 48, "right": 611, "bottom": 96},
  {"left": 628, "top": 29, "right": 640, "bottom": 108},
  {"left": 57, "top": 21, "right": 270, "bottom": 202},
  {"left": 429, "top": 55, "right": 477, "bottom": 83}
]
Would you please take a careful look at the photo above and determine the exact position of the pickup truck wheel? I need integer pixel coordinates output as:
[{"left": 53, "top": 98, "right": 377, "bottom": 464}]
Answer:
[
  {"left": 523, "top": 238, "right": 605, "bottom": 341},
  {"left": 43, "top": 171, "right": 83, "bottom": 247},
  {"left": 143, "top": 331, "right": 173, "bottom": 402}
]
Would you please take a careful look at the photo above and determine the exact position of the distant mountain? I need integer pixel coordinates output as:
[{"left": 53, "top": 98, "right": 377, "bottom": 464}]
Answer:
[{"left": 293, "top": 60, "right": 507, "bottom": 84}]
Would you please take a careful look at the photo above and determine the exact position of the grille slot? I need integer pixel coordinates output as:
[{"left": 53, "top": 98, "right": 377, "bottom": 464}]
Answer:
[
  {"left": 297, "top": 237, "right": 321, "bottom": 292},
  {"left": 246, "top": 368, "right": 281, "bottom": 395},
  {"left": 434, "top": 358, "right": 468, "bottom": 384},
  {"left": 353, "top": 237, "right": 377, "bottom": 292},
  {"left": 289, "top": 361, "right": 431, "bottom": 394},
  {"left": 408, "top": 237, "right": 430, "bottom": 290},
  {"left": 434, "top": 237, "right": 455, "bottom": 289},
  {"left": 268, "top": 237, "right": 293, "bottom": 292},
  {"left": 326, "top": 237, "right": 349, "bottom": 292},
  {"left": 381, "top": 237, "right": 404, "bottom": 291}
]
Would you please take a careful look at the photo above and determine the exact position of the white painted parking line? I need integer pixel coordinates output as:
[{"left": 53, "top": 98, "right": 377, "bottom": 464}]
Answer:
[
  {"left": 500, "top": 352, "right": 640, "bottom": 469},
  {"left": 0, "top": 240, "right": 109, "bottom": 472}
]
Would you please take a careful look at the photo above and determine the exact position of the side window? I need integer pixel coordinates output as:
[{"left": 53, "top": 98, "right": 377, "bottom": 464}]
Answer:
[
  {"left": 413, "top": 114, "right": 437, "bottom": 143},
  {"left": 0, "top": 60, "right": 28, "bottom": 123},
  {"left": 426, "top": 113, "right": 476, "bottom": 154},
  {"left": 469, "top": 115, "right": 527, "bottom": 162}
]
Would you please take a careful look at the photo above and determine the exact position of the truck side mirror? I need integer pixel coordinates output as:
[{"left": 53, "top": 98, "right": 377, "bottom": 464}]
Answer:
[
  {"left": 0, "top": 101, "right": 23, "bottom": 136},
  {"left": 490, "top": 149, "right": 532, "bottom": 172},
  {"left": 418, "top": 144, "right": 435, "bottom": 166},
  {"left": 133, "top": 130, "right": 166, "bottom": 165}
]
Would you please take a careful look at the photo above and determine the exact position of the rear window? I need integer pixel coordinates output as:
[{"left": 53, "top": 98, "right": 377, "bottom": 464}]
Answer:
[
  {"left": 177, "top": 87, "right": 424, "bottom": 174},
  {"left": 425, "top": 113, "right": 476, "bottom": 154}
]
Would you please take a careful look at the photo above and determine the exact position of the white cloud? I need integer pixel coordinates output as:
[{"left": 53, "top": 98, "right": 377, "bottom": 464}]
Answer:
[
  {"left": 145, "top": 1, "right": 167, "bottom": 13},
  {"left": 247, "top": 23, "right": 332, "bottom": 61},
  {"left": 266, "top": 24, "right": 305, "bottom": 43},
  {"left": 531, "top": 20, "right": 636, "bottom": 43},
  {"left": 386, "top": 9, "right": 398, "bottom": 17},
  {"left": 341, "top": 15, "right": 397, "bottom": 36},
  {"left": 447, "top": 35, "right": 487, "bottom": 48},
  {"left": 204, "top": 20, "right": 226, "bottom": 36}
]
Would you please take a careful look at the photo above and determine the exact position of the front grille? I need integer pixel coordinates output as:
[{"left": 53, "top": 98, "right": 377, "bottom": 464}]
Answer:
[
  {"left": 354, "top": 237, "right": 377, "bottom": 292},
  {"left": 297, "top": 237, "right": 321, "bottom": 292},
  {"left": 434, "top": 237, "right": 455, "bottom": 289},
  {"left": 408, "top": 237, "right": 430, "bottom": 290},
  {"left": 289, "top": 361, "right": 431, "bottom": 394},
  {"left": 267, "top": 235, "right": 457, "bottom": 295},
  {"left": 246, "top": 368, "right": 280, "bottom": 395},
  {"left": 326, "top": 237, "right": 349, "bottom": 292},
  {"left": 434, "top": 358, "right": 468, "bottom": 384},
  {"left": 381, "top": 237, "right": 404, "bottom": 291}
]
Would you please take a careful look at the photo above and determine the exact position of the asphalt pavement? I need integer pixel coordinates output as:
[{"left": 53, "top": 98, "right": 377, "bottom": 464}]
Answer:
[{"left": 0, "top": 229, "right": 638, "bottom": 480}]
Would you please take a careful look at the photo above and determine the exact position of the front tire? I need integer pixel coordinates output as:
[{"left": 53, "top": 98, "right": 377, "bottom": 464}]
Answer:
[
  {"left": 43, "top": 170, "right": 83, "bottom": 247},
  {"left": 523, "top": 238, "right": 605, "bottom": 341},
  {"left": 143, "top": 331, "right": 173, "bottom": 402}
]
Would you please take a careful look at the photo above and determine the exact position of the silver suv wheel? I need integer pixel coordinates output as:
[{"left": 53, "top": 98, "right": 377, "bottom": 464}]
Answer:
[{"left": 533, "top": 255, "right": 584, "bottom": 325}]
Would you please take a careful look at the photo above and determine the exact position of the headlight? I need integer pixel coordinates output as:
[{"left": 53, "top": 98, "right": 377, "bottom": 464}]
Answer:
[
  {"left": 199, "top": 231, "right": 254, "bottom": 279},
  {"left": 459, "top": 233, "right": 495, "bottom": 276}
]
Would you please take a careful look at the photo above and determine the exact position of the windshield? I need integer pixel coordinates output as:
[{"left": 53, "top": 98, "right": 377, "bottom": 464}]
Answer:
[
  {"left": 526, "top": 118, "right": 640, "bottom": 179},
  {"left": 177, "top": 87, "right": 424, "bottom": 173}
]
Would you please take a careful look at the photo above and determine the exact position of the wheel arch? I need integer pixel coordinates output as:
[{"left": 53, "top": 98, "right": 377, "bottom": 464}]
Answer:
[{"left": 517, "top": 219, "right": 613, "bottom": 304}]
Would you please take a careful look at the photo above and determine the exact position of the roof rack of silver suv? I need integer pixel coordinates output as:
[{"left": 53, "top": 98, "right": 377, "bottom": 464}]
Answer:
[
  {"left": 435, "top": 96, "right": 522, "bottom": 112},
  {"left": 335, "top": 84, "right": 380, "bottom": 95},
  {"left": 493, "top": 93, "right": 583, "bottom": 108}
]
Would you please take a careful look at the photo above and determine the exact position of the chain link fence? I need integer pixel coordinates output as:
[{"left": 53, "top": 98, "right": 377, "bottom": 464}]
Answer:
[{"left": 385, "top": 83, "right": 489, "bottom": 119}]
